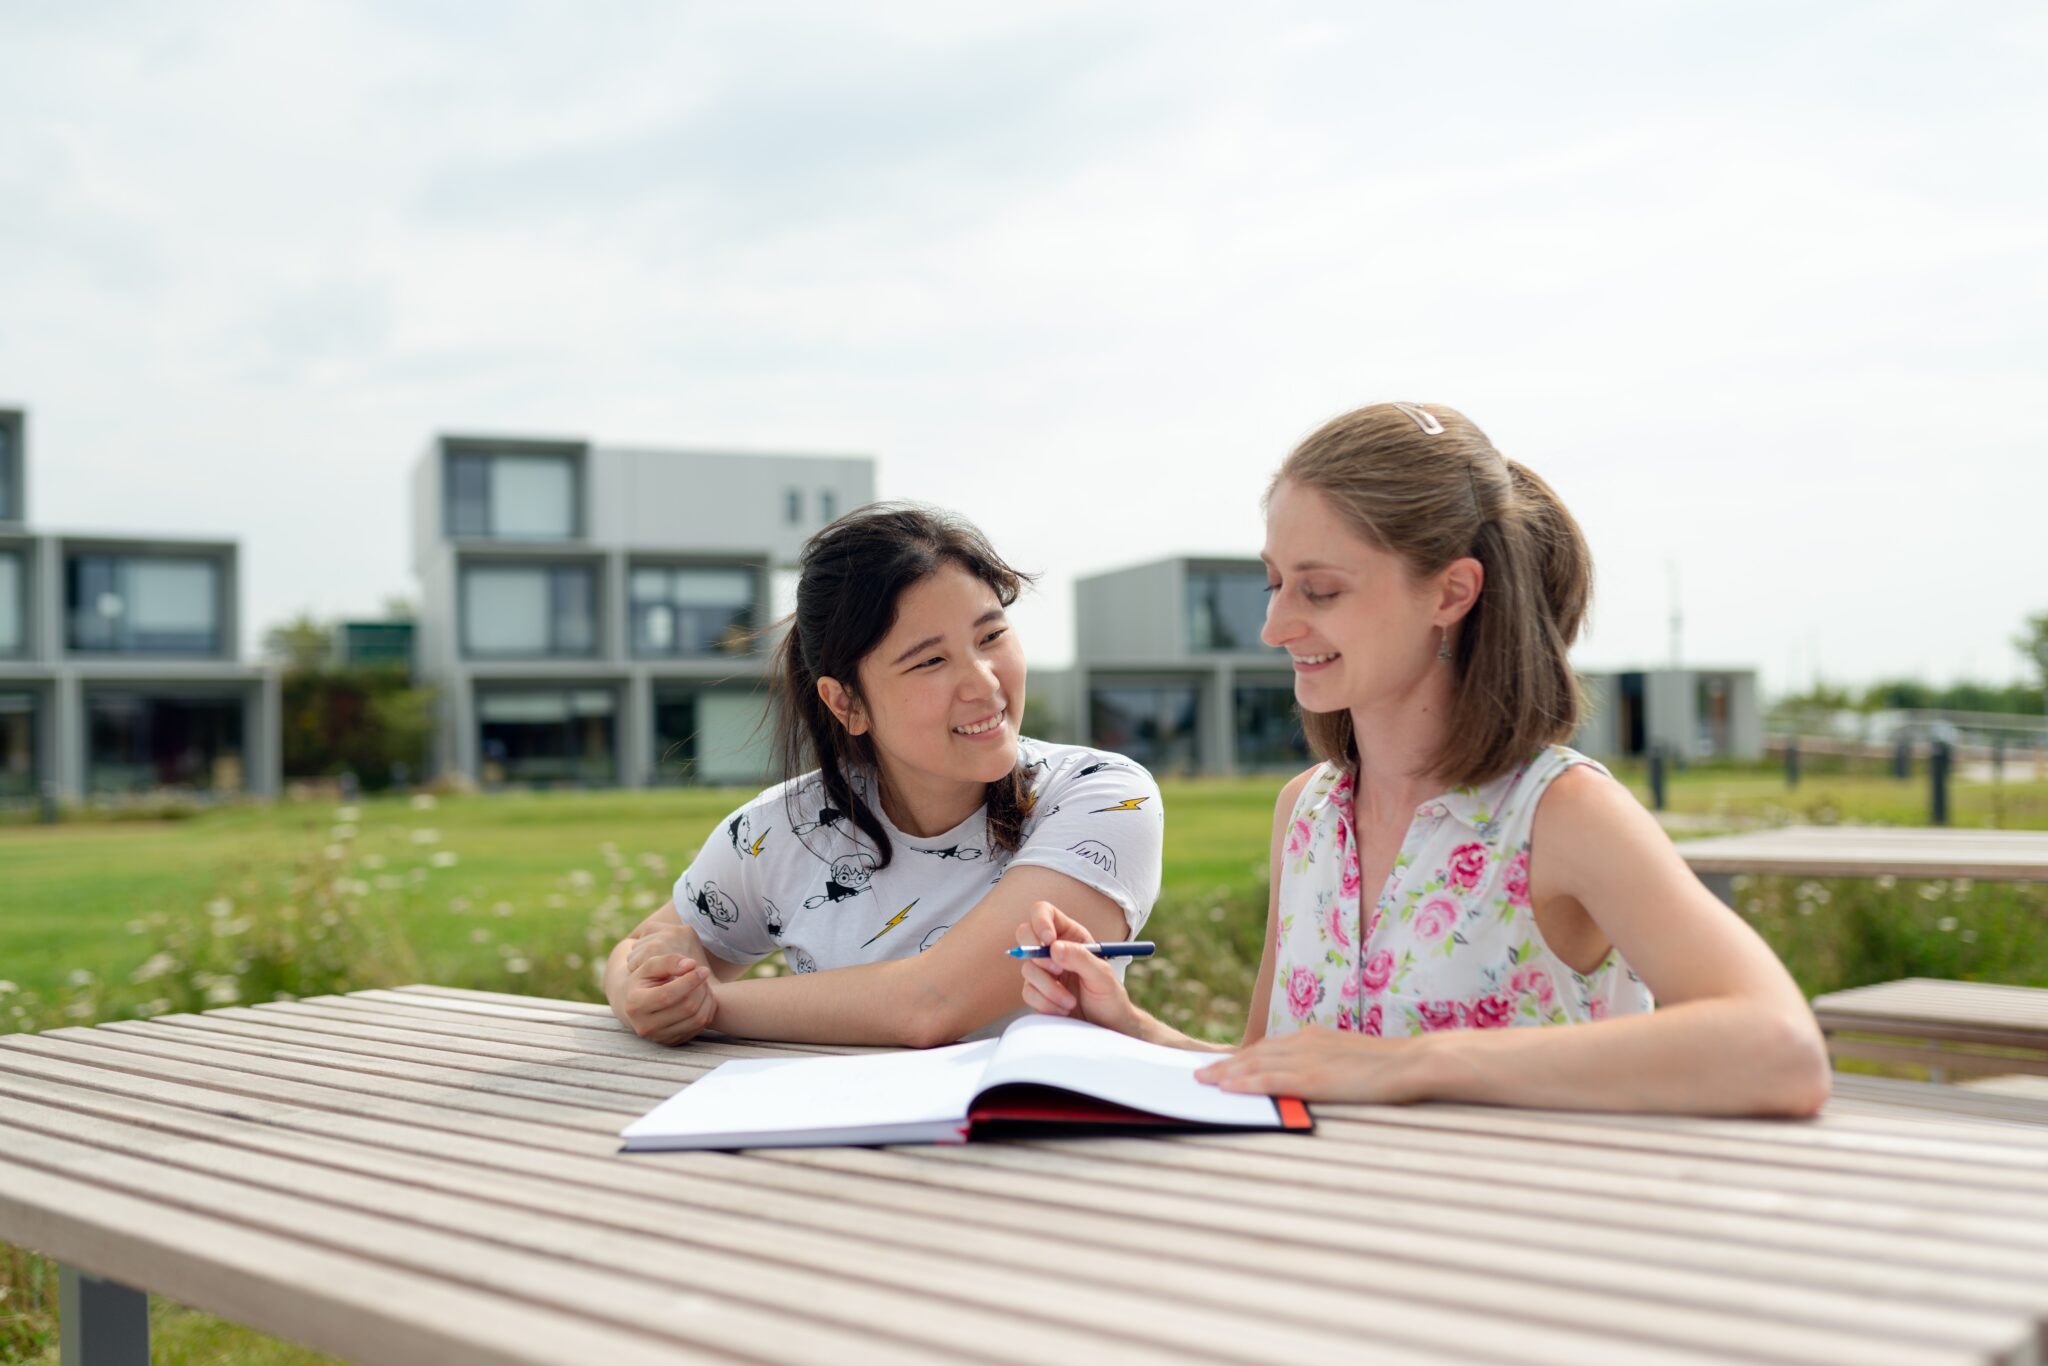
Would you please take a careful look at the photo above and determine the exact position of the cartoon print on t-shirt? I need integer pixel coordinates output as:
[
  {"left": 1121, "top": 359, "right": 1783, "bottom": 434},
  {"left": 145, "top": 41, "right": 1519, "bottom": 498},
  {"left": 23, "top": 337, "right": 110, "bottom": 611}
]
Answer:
[
  {"left": 804, "top": 851, "right": 877, "bottom": 908},
  {"left": 792, "top": 804, "right": 848, "bottom": 839},
  {"left": 1091, "top": 796, "right": 1152, "bottom": 813},
  {"left": 919, "top": 924, "right": 951, "bottom": 952},
  {"left": 763, "top": 897, "right": 786, "bottom": 939},
  {"left": 688, "top": 880, "right": 739, "bottom": 928},
  {"left": 916, "top": 844, "right": 984, "bottom": 862},
  {"left": 1068, "top": 840, "right": 1117, "bottom": 876},
  {"left": 786, "top": 946, "right": 819, "bottom": 974},
  {"left": 861, "top": 898, "right": 920, "bottom": 948},
  {"left": 1076, "top": 758, "right": 1129, "bottom": 778},
  {"left": 727, "top": 811, "right": 769, "bottom": 857}
]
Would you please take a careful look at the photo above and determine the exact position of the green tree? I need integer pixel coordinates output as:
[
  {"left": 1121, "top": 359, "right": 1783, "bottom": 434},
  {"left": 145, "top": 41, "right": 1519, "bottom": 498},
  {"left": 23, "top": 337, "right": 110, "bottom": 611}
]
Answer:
[
  {"left": 2018, "top": 611, "right": 2048, "bottom": 695},
  {"left": 262, "top": 611, "right": 331, "bottom": 671}
]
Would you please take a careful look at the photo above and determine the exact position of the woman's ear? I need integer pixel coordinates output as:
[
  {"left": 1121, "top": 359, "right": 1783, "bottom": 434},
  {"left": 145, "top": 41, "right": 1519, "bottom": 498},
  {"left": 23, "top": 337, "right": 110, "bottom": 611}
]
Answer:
[
  {"left": 817, "top": 676, "right": 869, "bottom": 736},
  {"left": 1438, "top": 556, "right": 1484, "bottom": 627}
]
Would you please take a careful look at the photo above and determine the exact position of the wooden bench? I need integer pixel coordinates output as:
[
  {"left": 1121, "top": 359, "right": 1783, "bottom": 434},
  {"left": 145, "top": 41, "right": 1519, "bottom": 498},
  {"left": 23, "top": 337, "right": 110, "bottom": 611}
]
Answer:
[
  {"left": 1811, "top": 977, "right": 2048, "bottom": 1081},
  {"left": 9, "top": 986, "right": 2048, "bottom": 1363},
  {"left": 1671, "top": 825, "right": 2048, "bottom": 905}
]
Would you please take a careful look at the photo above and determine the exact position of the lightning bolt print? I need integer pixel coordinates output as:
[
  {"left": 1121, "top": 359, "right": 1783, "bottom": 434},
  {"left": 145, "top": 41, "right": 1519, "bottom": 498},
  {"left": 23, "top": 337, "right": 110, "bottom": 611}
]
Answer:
[
  {"left": 749, "top": 830, "right": 769, "bottom": 856},
  {"left": 1091, "top": 797, "right": 1151, "bottom": 813},
  {"left": 861, "top": 899, "right": 921, "bottom": 948}
]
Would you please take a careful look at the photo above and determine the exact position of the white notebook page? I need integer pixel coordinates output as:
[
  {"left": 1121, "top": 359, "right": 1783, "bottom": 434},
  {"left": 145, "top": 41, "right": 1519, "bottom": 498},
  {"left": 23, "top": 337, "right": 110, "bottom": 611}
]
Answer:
[
  {"left": 976, "top": 1015, "right": 1280, "bottom": 1126},
  {"left": 621, "top": 1037, "right": 1000, "bottom": 1145}
]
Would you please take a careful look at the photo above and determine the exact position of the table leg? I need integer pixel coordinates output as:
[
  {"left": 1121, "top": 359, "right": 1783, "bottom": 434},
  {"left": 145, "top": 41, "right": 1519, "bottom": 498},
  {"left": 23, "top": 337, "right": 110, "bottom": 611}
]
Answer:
[
  {"left": 59, "top": 1265, "right": 149, "bottom": 1366},
  {"left": 1700, "top": 873, "right": 1736, "bottom": 906}
]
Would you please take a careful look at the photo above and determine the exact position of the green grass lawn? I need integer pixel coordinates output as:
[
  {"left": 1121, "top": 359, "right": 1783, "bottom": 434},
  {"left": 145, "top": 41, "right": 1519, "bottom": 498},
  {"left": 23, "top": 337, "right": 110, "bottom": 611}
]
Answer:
[{"left": 4, "top": 763, "right": 2048, "bottom": 1364}]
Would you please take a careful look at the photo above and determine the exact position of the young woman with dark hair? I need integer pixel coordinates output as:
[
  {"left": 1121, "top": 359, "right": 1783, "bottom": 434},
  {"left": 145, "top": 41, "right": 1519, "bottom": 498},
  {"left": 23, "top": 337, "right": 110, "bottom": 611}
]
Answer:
[
  {"left": 604, "top": 502, "right": 1163, "bottom": 1048},
  {"left": 1019, "top": 403, "right": 1831, "bottom": 1116}
]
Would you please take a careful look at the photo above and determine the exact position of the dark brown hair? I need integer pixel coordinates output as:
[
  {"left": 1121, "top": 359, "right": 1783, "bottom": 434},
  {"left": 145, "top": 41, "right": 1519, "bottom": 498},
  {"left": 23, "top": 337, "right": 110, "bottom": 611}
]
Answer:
[
  {"left": 1271, "top": 403, "right": 1593, "bottom": 787},
  {"left": 772, "top": 502, "right": 1037, "bottom": 869}
]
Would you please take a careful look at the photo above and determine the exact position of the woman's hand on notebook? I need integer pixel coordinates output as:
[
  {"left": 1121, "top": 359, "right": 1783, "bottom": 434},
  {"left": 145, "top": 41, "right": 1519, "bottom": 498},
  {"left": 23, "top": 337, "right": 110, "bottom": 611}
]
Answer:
[
  {"left": 619, "top": 921, "right": 719, "bottom": 1046},
  {"left": 1015, "top": 901, "right": 1147, "bottom": 1038},
  {"left": 1195, "top": 1026, "right": 1428, "bottom": 1103}
]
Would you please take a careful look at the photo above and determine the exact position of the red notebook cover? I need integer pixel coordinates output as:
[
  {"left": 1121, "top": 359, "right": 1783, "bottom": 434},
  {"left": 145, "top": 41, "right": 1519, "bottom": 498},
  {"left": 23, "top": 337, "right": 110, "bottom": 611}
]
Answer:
[{"left": 965, "top": 1084, "right": 1313, "bottom": 1137}]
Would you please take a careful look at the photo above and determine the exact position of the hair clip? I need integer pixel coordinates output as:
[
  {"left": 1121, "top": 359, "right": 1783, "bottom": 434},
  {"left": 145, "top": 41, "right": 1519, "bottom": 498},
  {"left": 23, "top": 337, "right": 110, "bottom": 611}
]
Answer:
[{"left": 1391, "top": 402, "right": 1444, "bottom": 435}]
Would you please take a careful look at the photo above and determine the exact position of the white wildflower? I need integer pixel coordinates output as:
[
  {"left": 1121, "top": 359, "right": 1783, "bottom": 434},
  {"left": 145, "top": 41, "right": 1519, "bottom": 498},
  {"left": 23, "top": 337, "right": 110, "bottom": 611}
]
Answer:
[
  {"left": 1937, "top": 917, "right": 1958, "bottom": 933},
  {"left": 430, "top": 850, "right": 459, "bottom": 868},
  {"left": 330, "top": 824, "right": 357, "bottom": 841},
  {"left": 410, "top": 828, "right": 440, "bottom": 845},
  {"left": 335, "top": 806, "right": 361, "bottom": 823}
]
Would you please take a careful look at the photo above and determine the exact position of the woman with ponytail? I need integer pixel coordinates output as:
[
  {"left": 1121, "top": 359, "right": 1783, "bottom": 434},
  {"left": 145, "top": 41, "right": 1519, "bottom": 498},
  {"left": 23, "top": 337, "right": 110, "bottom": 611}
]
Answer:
[
  {"left": 605, "top": 502, "right": 1162, "bottom": 1047},
  {"left": 1020, "top": 404, "right": 1831, "bottom": 1116}
]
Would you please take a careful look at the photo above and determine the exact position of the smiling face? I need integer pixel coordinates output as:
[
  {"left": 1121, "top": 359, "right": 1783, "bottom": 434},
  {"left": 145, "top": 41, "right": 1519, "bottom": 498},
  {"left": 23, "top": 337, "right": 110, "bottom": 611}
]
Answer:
[
  {"left": 1260, "top": 479, "right": 1454, "bottom": 716},
  {"left": 832, "top": 562, "right": 1026, "bottom": 804}
]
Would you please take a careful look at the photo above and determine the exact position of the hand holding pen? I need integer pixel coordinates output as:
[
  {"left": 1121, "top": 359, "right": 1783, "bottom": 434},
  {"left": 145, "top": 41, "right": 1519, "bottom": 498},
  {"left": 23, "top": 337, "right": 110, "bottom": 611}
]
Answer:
[{"left": 1012, "top": 900, "right": 1150, "bottom": 1038}]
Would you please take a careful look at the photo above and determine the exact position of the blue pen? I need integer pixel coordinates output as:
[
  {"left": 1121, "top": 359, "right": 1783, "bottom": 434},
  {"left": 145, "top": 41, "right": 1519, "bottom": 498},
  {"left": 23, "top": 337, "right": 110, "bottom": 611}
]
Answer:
[{"left": 1007, "top": 941, "right": 1156, "bottom": 959}]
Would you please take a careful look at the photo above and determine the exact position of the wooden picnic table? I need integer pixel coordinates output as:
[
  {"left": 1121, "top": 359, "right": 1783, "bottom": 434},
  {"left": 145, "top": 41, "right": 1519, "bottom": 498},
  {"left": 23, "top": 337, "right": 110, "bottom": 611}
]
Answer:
[
  {"left": 1672, "top": 825, "right": 2048, "bottom": 904},
  {"left": 7, "top": 986, "right": 2048, "bottom": 1365},
  {"left": 1812, "top": 977, "right": 2048, "bottom": 1081}
]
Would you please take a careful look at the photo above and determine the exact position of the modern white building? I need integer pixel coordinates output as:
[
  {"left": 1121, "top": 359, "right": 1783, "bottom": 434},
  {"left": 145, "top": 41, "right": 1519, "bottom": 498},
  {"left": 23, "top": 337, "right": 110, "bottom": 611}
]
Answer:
[
  {"left": 409, "top": 433, "right": 875, "bottom": 788},
  {"left": 1575, "top": 667, "right": 1763, "bottom": 761},
  {"left": 0, "top": 408, "right": 281, "bottom": 804},
  {"left": 1063, "top": 555, "right": 1306, "bottom": 777}
]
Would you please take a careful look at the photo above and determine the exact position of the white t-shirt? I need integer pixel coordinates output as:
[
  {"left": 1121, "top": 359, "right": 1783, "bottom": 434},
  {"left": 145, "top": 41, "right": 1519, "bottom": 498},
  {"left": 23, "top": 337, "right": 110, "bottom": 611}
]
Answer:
[{"left": 671, "top": 739, "right": 1163, "bottom": 981}]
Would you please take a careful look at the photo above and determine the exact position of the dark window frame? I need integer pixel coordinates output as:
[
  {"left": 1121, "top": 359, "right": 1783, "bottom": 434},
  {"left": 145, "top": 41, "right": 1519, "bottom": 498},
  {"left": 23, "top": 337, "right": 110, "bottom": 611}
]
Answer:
[
  {"left": 1185, "top": 564, "right": 1277, "bottom": 654},
  {"left": 458, "top": 561, "right": 600, "bottom": 660},
  {"left": 64, "top": 553, "right": 225, "bottom": 656},
  {"left": 0, "top": 547, "right": 26, "bottom": 658},
  {"left": 441, "top": 442, "right": 584, "bottom": 541},
  {"left": 627, "top": 561, "right": 761, "bottom": 659}
]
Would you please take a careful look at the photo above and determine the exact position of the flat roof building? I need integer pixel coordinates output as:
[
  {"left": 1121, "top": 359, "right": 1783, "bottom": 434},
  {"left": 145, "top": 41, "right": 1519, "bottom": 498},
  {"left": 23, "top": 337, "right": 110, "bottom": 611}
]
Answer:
[
  {"left": 1065, "top": 555, "right": 1306, "bottom": 777},
  {"left": 0, "top": 408, "right": 281, "bottom": 805},
  {"left": 409, "top": 433, "right": 875, "bottom": 788}
]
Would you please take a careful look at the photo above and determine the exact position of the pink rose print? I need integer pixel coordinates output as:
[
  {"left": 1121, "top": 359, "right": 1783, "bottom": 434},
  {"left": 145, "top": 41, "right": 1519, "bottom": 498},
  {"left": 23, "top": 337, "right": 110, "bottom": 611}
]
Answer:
[
  {"left": 1362, "top": 1003, "right": 1383, "bottom": 1036},
  {"left": 1416, "top": 1000, "right": 1461, "bottom": 1032},
  {"left": 1466, "top": 994, "right": 1515, "bottom": 1029},
  {"left": 1285, "top": 817, "right": 1313, "bottom": 857},
  {"left": 1414, "top": 896, "right": 1459, "bottom": 942},
  {"left": 1325, "top": 904, "right": 1351, "bottom": 949},
  {"left": 1504, "top": 850, "right": 1531, "bottom": 907},
  {"left": 1286, "top": 966, "right": 1324, "bottom": 1020},
  {"left": 1340, "top": 850, "right": 1362, "bottom": 900},
  {"left": 1360, "top": 949, "right": 1394, "bottom": 993},
  {"left": 1446, "top": 842, "right": 1488, "bottom": 892},
  {"left": 1339, "top": 971, "right": 1360, "bottom": 1000},
  {"left": 1587, "top": 998, "right": 1608, "bottom": 1021},
  {"left": 1508, "top": 966, "right": 1555, "bottom": 1006}
]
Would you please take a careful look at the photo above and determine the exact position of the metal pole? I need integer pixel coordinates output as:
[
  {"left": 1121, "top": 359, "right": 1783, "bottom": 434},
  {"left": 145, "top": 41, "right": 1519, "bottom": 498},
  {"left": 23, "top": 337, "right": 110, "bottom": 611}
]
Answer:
[
  {"left": 59, "top": 1266, "right": 149, "bottom": 1366},
  {"left": 1648, "top": 746, "right": 1667, "bottom": 811},
  {"left": 1892, "top": 735, "right": 1911, "bottom": 780},
  {"left": 1785, "top": 737, "right": 1800, "bottom": 789},
  {"left": 1930, "top": 739, "right": 1951, "bottom": 827}
]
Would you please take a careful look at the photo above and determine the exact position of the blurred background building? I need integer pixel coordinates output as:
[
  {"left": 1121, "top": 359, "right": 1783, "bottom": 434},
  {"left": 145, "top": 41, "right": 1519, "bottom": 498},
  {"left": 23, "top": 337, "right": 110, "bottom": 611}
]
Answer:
[
  {"left": 408, "top": 433, "right": 873, "bottom": 789},
  {"left": 0, "top": 408, "right": 281, "bottom": 803}
]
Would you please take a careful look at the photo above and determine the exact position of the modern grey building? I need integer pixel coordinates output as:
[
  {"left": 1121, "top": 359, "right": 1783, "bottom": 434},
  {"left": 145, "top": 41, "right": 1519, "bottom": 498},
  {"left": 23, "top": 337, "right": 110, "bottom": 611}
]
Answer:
[
  {"left": 1065, "top": 556, "right": 1306, "bottom": 777},
  {"left": 1576, "top": 667, "right": 1763, "bottom": 761},
  {"left": 0, "top": 408, "right": 281, "bottom": 805},
  {"left": 410, "top": 433, "right": 875, "bottom": 788}
]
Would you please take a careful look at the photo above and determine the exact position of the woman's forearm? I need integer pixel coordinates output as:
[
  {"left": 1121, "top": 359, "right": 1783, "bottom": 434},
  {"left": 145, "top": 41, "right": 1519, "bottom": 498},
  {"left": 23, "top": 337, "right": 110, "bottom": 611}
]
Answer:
[
  {"left": 711, "top": 959, "right": 983, "bottom": 1048},
  {"left": 1413, "top": 999, "right": 1831, "bottom": 1116}
]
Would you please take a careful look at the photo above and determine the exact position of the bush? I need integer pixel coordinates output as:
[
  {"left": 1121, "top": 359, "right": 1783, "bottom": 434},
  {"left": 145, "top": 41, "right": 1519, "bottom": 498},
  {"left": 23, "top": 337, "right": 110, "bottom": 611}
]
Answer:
[{"left": 281, "top": 668, "right": 434, "bottom": 793}]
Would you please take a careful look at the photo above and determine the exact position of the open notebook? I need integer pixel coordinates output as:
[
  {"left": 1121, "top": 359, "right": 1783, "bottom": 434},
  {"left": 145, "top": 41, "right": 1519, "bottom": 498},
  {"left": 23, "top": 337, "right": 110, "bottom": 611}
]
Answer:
[{"left": 621, "top": 1015, "right": 1313, "bottom": 1151}]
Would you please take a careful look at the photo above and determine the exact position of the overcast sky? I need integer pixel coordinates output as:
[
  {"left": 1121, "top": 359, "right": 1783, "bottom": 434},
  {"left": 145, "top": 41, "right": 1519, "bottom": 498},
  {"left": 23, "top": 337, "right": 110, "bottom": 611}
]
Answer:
[{"left": 3, "top": 1, "right": 2043, "bottom": 693}]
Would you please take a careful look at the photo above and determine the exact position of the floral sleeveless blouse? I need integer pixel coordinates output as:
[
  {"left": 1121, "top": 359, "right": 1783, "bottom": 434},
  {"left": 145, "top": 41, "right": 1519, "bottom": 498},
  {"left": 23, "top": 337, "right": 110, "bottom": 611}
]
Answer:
[{"left": 1267, "top": 745, "right": 1653, "bottom": 1039}]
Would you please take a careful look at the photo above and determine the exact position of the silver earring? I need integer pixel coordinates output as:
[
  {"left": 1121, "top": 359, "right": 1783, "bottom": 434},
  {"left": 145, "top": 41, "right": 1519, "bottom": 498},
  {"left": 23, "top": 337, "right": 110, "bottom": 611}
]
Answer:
[{"left": 1437, "top": 627, "right": 1452, "bottom": 662}]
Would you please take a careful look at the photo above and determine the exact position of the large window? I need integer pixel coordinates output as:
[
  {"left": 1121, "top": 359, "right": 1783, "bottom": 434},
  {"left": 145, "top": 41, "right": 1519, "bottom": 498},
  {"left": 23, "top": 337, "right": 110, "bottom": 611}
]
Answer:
[
  {"left": 1089, "top": 682, "right": 1200, "bottom": 773},
  {"left": 1234, "top": 681, "right": 1309, "bottom": 770},
  {"left": 477, "top": 688, "right": 616, "bottom": 786},
  {"left": 0, "top": 418, "right": 14, "bottom": 521},
  {"left": 460, "top": 564, "right": 596, "bottom": 658},
  {"left": 446, "top": 450, "right": 578, "bottom": 540},
  {"left": 0, "top": 551, "right": 22, "bottom": 655},
  {"left": 86, "top": 694, "right": 245, "bottom": 794},
  {"left": 1186, "top": 566, "right": 1274, "bottom": 653},
  {"left": 0, "top": 693, "right": 34, "bottom": 801},
  {"left": 651, "top": 687, "right": 771, "bottom": 785},
  {"left": 630, "top": 565, "right": 756, "bottom": 657},
  {"left": 67, "top": 555, "right": 221, "bottom": 655}
]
